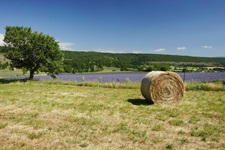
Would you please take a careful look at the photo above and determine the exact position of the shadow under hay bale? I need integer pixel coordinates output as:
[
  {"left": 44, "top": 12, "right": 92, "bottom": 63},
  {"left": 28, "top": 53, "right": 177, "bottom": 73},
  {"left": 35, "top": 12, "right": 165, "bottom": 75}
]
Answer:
[
  {"left": 127, "top": 98, "right": 154, "bottom": 106},
  {"left": 141, "top": 71, "right": 185, "bottom": 104}
]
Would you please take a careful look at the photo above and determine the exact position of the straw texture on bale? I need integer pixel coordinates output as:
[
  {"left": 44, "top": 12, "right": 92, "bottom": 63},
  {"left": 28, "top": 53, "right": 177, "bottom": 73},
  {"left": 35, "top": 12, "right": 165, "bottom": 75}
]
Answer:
[{"left": 141, "top": 71, "right": 184, "bottom": 104}]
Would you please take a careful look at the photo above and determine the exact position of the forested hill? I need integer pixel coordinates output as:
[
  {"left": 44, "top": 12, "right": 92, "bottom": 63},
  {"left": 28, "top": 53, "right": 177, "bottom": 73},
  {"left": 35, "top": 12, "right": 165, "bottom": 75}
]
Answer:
[
  {"left": 1, "top": 45, "right": 225, "bottom": 73},
  {"left": 63, "top": 51, "right": 225, "bottom": 64},
  {"left": 63, "top": 51, "right": 225, "bottom": 72}
]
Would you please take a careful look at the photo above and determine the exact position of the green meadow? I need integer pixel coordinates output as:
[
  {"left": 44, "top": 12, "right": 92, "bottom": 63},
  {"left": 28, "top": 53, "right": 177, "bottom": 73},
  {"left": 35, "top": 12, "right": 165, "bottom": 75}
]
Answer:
[{"left": 0, "top": 80, "right": 224, "bottom": 150}]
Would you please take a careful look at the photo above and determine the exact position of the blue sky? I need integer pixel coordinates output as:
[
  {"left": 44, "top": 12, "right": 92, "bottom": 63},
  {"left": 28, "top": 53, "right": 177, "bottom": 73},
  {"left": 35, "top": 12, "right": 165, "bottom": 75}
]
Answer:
[{"left": 0, "top": 0, "right": 225, "bottom": 57}]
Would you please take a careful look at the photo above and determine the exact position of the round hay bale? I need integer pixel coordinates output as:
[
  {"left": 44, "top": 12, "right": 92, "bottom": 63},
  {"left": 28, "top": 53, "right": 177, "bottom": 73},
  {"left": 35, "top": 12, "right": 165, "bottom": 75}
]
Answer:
[{"left": 141, "top": 71, "right": 184, "bottom": 104}]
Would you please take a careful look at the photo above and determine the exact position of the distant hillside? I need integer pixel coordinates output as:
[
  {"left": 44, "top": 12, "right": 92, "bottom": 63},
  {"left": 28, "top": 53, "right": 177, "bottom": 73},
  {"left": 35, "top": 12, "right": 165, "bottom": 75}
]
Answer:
[
  {"left": 63, "top": 51, "right": 225, "bottom": 64},
  {"left": 1, "top": 45, "right": 225, "bottom": 73},
  {"left": 62, "top": 51, "right": 225, "bottom": 72}
]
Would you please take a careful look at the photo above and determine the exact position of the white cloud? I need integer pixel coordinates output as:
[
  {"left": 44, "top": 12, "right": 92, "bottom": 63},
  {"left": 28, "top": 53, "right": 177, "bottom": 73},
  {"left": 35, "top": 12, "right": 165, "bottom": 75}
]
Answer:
[
  {"left": 58, "top": 42, "right": 75, "bottom": 50},
  {"left": 94, "top": 49, "right": 124, "bottom": 53},
  {"left": 177, "top": 46, "right": 186, "bottom": 50},
  {"left": 132, "top": 51, "right": 142, "bottom": 54},
  {"left": 0, "top": 33, "right": 5, "bottom": 46},
  {"left": 63, "top": 48, "right": 125, "bottom": 53},
  {"left": 202, "top": 45, "right": 213, "bottom": 49},
  {"left": 152, "top": 48, "right": 165, "bottom": 52},
  {"left": 72, "top": 49, "right": 88, "bottom": 52}
]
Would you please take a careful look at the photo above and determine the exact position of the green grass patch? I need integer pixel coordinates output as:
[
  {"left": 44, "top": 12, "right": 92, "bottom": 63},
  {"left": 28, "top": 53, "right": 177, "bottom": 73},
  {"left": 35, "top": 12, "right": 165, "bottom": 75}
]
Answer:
[
  {"left": 189, "top": 115, "right": 200, "bottom": 123},
  {"left": 190, "top": 123, "right": 224, "bottom": 141}
]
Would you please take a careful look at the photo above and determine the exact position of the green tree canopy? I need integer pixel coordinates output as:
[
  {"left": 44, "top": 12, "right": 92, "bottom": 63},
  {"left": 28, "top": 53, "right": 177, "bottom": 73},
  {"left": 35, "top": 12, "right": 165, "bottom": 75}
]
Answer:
[{"left": 3, "top": 26, "right": 64, "bottom": 79}]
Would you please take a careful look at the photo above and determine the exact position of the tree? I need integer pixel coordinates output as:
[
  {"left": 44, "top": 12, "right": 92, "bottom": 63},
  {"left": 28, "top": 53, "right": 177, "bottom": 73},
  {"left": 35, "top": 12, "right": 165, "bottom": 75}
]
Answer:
[{"left": 3, "top": 26, "right": 64, "bottom": 80}]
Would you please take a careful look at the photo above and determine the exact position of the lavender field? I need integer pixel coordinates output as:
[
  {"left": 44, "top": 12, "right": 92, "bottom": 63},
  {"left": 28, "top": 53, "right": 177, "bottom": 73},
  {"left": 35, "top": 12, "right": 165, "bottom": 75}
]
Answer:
[{"left": 30, "top": 72, "right": 225, "bottom": 83}]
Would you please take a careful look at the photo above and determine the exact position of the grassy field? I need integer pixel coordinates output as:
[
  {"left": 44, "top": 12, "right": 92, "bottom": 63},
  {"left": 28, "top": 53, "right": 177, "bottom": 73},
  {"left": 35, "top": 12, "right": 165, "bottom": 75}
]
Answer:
[
  {"left": 0, "top": 69, "right": 27, "bottom": 79},
  {"left": 0, "top": 80, "right": 224, "bottom": 150},
  {"left": 0, "top": 69, "right": 47, "bottom": 79}
]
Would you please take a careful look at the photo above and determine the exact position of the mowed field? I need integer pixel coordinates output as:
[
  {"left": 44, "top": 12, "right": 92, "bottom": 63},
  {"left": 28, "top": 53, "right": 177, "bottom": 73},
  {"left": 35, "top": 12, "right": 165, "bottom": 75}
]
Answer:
[{"left": 0, "top": 80, "right": 224, "bottom": 150}]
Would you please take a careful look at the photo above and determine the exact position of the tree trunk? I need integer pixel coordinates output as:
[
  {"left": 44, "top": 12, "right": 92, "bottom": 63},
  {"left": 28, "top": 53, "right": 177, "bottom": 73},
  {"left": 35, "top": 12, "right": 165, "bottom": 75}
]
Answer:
[{"left": 29, "top": 69, "right": 35, "bottom": 80}]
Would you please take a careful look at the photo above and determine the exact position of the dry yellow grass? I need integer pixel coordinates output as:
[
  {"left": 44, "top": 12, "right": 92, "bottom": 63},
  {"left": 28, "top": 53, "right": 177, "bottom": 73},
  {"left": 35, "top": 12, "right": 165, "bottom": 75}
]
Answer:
[{"left": 0, "top": 80, "right": 224, "bottom": 149}]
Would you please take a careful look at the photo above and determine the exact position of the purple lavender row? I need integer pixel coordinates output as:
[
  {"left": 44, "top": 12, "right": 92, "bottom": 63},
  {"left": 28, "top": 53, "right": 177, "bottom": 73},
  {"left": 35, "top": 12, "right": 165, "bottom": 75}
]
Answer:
[{"left": 33, "top": 72, "right": 225, "bottom": 82}]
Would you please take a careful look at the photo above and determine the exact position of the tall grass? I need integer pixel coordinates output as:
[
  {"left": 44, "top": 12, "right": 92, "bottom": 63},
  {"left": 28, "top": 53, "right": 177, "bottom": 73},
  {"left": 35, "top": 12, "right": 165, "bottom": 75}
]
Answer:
[
  {"left": 185, "top": 81, "right": 225, "bottom": 91},
  {"left": 69, "top": 80, "right": 225, "bottom": 91},
  {"left": 45, "top": 79, "right": 225, "bottom": 91}
]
